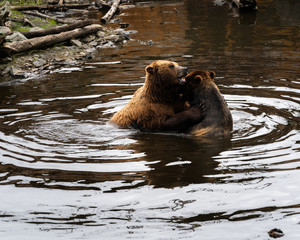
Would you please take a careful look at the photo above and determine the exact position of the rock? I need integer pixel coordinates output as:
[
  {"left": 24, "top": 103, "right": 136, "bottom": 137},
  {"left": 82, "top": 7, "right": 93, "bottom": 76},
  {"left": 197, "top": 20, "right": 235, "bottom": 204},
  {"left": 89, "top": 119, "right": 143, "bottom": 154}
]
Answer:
[
  {"left": 116, "top": 30, "right": 130, "bottom": 40},
  {"left": 4, "top": 20, "right": 14, "bottom": 28},
  {"left": 30, "top": 27, "right": 44, "bottom": 32},
  {"left": 119, "top": 22, "right": 129, "bottom": 29},
  {"left": 33, "top": 59, "right": 47, "bottom": 68},
  {"left": 147, "top": 40, "right": 154, "bottom": 45},
  {"left": 268, "top": 228, "right": 284, "bottom": 238},
  {"left": 99, "top": 41, "right": 116, "bottom": 49},
  {"left": 86, "top": 47, "right": 96, "bottom": 53},
  {"left": 94, "top": 0, "right": 103, "bottom": 9},
  {"left": 75, "top": 51, "right": 87, "bottom": 60},
  {"left": 2, "top": 67, "right": 11, "bottom": 76},
  {"left": 88, "top": 41, "right": 98, "bottom": 47},
  {"left": 104, "top": 34, "right": 124, "bottom": 43},
  {"left": 70, "top": 39, "right": 83, "bottom": 48},
  {"left": 0, "top": 26, "right": 11, "bottom": 35},
  {"left": 5, "top": 32, "right": 27, "bottom": 42},
  {"left": 79, "top": 51, "right": 86, "bottom": 57},
  {"left": 82, "top": 34, "right": 96, "bottom": 43},
  {"left": 9, "top": 67, "right": 25, "bottom": 77},
  {"left": 110, "top": 18, "right": 121, "bottom": 24},
  {"left": 124, "top": 30, "right": 138, "bottom": 35},
  {"left": 96, "top": 31, "right": 106, "bottom": 38},
  {"left": 113, "top": 29, "right": 130, "bottom": 40},
  {"left": 62, "top": 59, "right": 77, "bottom": 65}
]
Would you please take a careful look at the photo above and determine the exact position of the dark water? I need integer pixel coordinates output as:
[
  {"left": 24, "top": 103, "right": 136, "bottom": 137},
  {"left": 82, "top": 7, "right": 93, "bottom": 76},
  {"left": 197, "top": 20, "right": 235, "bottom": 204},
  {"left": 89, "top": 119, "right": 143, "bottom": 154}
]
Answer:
[{"left": 1, "top": 0, "right": 300, "bottom": 239}]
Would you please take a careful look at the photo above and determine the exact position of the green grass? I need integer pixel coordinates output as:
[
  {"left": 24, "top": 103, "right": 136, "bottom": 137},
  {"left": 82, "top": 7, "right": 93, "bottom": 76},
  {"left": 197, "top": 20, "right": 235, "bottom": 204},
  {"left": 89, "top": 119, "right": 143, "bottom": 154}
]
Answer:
[
  {"left": 11, "top": 10, "right": 25, "bottom": 18},
  {"left": 10, "top": 9, "right": 60, "bottom": 32},
  {"left": 8, "top": 0, "right": 47, "bottom": 5}
]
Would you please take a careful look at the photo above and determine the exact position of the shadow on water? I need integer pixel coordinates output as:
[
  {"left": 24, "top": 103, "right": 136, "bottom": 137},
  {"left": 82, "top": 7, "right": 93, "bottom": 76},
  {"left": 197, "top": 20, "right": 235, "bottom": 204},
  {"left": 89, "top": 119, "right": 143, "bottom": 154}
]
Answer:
[
  {"left": 0, "top": 0, "right": 299, "bottom": 239},
  {"left": 132, "top": 133, "right": 232, "bottom": 188}
]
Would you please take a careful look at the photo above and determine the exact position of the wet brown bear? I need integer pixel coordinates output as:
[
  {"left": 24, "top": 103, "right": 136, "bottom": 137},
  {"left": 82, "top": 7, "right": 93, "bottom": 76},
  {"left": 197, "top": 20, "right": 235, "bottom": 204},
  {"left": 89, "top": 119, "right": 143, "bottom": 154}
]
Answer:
[
  {"left": 109, "top": 60, "right": 205, "bottom": 132},
  {"left": 183, "top": 70, "right": 233, "bottom": 137}
]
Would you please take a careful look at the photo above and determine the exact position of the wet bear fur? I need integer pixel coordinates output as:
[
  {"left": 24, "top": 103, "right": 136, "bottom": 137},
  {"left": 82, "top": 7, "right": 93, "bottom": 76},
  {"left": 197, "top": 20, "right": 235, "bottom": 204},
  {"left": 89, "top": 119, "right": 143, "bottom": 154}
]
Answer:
[
  {"left": 183, "top": 70, "right": 233, "bottom": 137},
  {"left": 109, "top": 60, "right": 205, "bottom": 132}
]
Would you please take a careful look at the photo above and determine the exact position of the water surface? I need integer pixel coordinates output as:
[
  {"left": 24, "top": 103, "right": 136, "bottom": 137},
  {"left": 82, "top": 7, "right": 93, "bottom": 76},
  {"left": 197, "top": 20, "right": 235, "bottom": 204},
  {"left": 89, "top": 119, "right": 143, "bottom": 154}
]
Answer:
[{"left": 0, "top": 0, "right": 300, "bottom": 239}]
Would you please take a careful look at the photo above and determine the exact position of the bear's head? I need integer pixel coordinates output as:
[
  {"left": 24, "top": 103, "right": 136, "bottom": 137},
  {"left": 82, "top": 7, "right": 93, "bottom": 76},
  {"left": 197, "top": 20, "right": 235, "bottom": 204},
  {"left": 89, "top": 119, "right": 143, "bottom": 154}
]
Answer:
[
  {"left": 145, "top": 60, "right": 188, "bottom": 87},
  {"left": 185, "top": 70, "right": 215, "bottom": 87},
  {"left": 183, "top": 70, "right": 216, "bottom": 105}
]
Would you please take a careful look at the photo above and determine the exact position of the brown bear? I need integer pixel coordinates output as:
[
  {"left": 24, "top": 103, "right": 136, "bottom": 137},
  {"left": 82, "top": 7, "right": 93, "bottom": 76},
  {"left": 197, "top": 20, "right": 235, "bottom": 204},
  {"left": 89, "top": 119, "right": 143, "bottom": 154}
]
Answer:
[
  {"left": 109, "top": 60, "right": 205, "bottom": 132},
  {"left": 183, "top": 70, "right": 233, "bottom": 137}
]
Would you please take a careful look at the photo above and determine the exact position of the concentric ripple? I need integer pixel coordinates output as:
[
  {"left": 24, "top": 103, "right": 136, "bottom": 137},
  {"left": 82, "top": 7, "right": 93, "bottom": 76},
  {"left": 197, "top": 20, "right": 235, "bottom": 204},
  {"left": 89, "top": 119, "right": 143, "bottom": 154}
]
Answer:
[{"left": 1, "top": 0, "right": 300, "bottom": 239}]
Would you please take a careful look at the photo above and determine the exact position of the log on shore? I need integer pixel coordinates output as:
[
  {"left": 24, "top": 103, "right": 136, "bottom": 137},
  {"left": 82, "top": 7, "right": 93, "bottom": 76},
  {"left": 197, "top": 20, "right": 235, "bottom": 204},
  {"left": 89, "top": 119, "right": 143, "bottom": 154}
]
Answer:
[
  {"left": 3, "top": 24, "right": 102, "bottom": 55},
  {"left": 101, "top": 0, "right": 121, "bottom": 24},
  {"left": 21, "top": 19, "right": 93, "bottom": 39},
  {"left": 23, "top": 10, "right": 69, "bottom": 24},
  {"left": 11, "top": 3, "right": 91, "bottom": 11},
  {"left": 8, "top": 17, "right": 35, "bottom": 27}
]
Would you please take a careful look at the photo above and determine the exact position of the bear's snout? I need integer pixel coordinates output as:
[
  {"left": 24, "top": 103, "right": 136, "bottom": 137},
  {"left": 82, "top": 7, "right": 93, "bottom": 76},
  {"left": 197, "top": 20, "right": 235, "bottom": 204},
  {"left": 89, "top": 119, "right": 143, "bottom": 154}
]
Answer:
[
  {"left": 176, "top": 66, "right": 188, "bottom": 85},
  {"left": 183, "top": 67, "right": 188, "bottom": 76},
  {"left": 177, "top": 66, "right": 188, "bottom": 78}
]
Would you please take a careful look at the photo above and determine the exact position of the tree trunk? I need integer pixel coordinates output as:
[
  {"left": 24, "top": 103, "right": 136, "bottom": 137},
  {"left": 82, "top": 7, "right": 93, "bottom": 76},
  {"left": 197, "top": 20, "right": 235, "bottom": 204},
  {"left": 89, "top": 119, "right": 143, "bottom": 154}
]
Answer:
[
  {"left": 101, "top": 0, "right": 121, "bottom": 24},
  {"left": 3, "top": 24, "right": 102, "bottom": 55},
  {"left": 21, "top": 19, "right": 93, "bottom": 39}
]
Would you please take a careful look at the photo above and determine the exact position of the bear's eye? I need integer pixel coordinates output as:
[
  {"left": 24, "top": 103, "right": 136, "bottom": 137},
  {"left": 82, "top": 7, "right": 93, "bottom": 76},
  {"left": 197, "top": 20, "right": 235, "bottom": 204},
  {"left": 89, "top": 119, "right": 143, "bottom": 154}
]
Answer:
[{"left": 169, "top": 64, "right": 175, "bottom": 69}]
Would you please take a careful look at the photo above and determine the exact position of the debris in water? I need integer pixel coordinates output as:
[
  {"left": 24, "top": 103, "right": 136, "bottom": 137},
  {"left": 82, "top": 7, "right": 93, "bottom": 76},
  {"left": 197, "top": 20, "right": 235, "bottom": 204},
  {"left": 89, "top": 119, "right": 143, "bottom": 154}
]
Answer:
[{"left": 268, "top": 228, "right": 284, "bottom": 238}]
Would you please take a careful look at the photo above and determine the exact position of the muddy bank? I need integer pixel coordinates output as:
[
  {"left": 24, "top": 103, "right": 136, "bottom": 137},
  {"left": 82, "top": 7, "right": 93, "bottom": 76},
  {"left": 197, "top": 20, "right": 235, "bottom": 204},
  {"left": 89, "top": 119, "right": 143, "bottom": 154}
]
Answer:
[
  {"left": 0, "top": 26, "right": 132, "bottom": 80},
  {"left": 0, "top": 0, "right": 135, "bottom": 81}
]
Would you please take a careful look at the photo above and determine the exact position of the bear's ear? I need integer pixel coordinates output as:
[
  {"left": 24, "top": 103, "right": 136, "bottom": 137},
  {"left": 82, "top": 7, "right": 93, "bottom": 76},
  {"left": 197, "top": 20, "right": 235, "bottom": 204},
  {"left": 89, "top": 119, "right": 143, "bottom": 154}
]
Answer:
[
  {"left": 194, "top": 75, "right": 203, "bottom": 84},
  {"left": 209, "top": 71, "right": 215, "bottom": 80},
  {"left": 146, "top": 66, "right": 154, "bottom": 74}
]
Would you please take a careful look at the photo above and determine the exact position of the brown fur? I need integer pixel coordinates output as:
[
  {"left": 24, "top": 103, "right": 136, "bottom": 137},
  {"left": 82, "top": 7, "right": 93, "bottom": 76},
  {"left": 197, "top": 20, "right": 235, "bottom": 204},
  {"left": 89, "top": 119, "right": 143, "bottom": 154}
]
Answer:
[
  {"left": 184, "top": 70, "right": 233, "bottom": 137},
  {"left": 109, "top": 60, "right": 205, "bottom": 131}
]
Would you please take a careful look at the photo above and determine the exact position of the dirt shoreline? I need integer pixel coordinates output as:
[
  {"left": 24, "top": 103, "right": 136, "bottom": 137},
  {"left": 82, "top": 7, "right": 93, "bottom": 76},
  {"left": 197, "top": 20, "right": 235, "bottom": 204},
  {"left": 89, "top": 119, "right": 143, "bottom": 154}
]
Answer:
[
  {"left": 0, "top": 1, "right": 135, "bottom": 82},
  {"left": 0, "top": 26, "right": 132, "bottom": 80}
]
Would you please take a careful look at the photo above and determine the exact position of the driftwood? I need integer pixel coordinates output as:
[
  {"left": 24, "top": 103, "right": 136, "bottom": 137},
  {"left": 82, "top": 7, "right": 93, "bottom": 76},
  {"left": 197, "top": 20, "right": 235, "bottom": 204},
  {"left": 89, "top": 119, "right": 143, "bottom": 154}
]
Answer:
[
  {"left": 10, "top": 3, "right": 91, "bottom": 11},
  {"left": 21, "top": 19, "right": 93, "bottom": 38},
  {"left": 23, "top": 10, "right": 69, "bottom": 24},
  {"left": 101, "top": 0, "right": 121, "bottom": 24},
  {"left": 8, "top": 17, "right": 35, "bottom": 27},
  {"left": 3, "top": 24, "right": 102, "bottom": 55}
]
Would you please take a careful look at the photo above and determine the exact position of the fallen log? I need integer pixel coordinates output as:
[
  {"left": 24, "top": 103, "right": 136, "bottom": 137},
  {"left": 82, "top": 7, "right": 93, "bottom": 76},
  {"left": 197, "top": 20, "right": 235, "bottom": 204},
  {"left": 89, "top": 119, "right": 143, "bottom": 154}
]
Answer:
[
  {"left": 101, "top": 0, "right": 121, "bottom": 24},
  {"left": 11, "top": 3, "right": 91, "bottom": 11},
  {"left": 3, "top": 24, "right": 102, "bottom": 55},
  {"left": 23, "top": 10, "right": 69, "bottom": 24},
  {"left": 21, "top": 19, "right": 93, "bottom": 39},
  {"left": 8, "top": 17, "right": 35, "bottom": 27}
]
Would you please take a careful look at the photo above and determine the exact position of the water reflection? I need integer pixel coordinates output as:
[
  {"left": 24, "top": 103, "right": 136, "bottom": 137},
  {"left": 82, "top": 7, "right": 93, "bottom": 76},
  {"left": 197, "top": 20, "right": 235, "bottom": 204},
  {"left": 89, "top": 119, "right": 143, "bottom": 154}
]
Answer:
[
  {"left": 0, "top": 0, "right": 300, "bottom": 239},
  {"left": 133, "top": 133, "right": 232, "bottom": 188}
]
